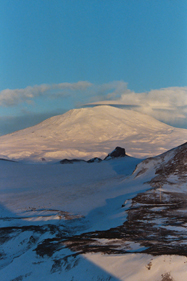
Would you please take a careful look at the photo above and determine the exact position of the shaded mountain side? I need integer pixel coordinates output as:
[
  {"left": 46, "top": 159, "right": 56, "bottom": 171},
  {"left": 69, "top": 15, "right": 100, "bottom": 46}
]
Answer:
[{"left": 133, "top": 142, "right": 187, "bottom": 184}]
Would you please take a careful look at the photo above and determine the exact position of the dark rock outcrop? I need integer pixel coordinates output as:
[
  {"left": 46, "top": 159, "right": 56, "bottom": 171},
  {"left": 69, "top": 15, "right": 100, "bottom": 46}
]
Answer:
[
  {"left": 87, "top": 157, "right": 102, "bottom": 163},
  {"left": 60, "top": 146, "right": 126, "bottom": 164},
  {"left": 104, "top": 146, "right": 126, "bottom": 160},
  {"left": 60, "top": 159, "right": 86, "bottom": 164},
  {"left": 60, "top": 159, "right": 73, "bottom": 164}
]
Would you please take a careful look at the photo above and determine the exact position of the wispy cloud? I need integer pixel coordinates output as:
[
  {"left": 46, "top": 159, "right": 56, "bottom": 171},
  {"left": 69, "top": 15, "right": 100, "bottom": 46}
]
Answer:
[
  {"left": 1, "top": 81, "right": 187, "bottom": 133},
  {"left": 0, "top": 81, "right": 92, "bottom": 106}
]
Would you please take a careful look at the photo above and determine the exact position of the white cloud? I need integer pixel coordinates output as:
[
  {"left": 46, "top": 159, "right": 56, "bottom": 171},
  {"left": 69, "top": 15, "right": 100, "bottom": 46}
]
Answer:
[
  {"left": 1, "top": 81, "right": 187, "bottom": 129},
  {"left": 84, "top": 85, "right": 187, "bottom": 128},
  {"left": 118, "top": 87, "right": 187, "bottom": 125},
  {"left": 0, "top": 81, "right": 92, "bottom": 107},
  {"left": 0, "top": 84, "right": 51, "bottom": 106}
]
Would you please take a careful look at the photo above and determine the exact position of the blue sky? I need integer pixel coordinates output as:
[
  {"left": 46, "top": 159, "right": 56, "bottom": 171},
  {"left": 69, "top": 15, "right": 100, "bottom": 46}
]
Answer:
[{"left": 0, "top": 0, "right": 187, "bottom": 135}]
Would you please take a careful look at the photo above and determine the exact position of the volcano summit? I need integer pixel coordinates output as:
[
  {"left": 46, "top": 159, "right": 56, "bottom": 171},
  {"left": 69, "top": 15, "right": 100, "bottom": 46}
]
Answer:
[{"left": 0, "top": 106, "right": 187, "bottom": 162}]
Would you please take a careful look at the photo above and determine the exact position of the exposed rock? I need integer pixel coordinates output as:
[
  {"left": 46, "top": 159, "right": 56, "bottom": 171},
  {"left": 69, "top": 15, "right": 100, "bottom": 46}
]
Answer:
[
  {"left": 104, "top": 146, "right": 126, "bottom": 160},
  {"left": 134, "top": 142, "right": 187, "bottom": 184},
  {"left": 60, "top": 159, "right": 73, "bottom": 164},
  {"left": 60, "top": 147, "right": 127, "bottom": 164},
  {"left": 60, "top": 159, "right": 86, "bottom": 164},
  {"left": 87, "top": 157, "right": 102, "bottom": 163},
  {"left": 155, "top": 142, "right": 187, "bottom": 177},
  {"left": 71, "top": 159, "right": 86, "bottom": 163}
]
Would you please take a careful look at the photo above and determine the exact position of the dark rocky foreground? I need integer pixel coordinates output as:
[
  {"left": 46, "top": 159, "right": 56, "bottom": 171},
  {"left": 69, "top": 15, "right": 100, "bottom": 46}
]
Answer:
[
  {"left": 63, "top": 187, "right": 187, "bottom": 256},
  {"left": 2, "top": 183, "right": 187, "bottom": 268},
  {"left": 32, "top": 185, "right": 187, "bottom": 258},
  {"left": 1, "top": 184, "right": 187, "bottom": 281}
]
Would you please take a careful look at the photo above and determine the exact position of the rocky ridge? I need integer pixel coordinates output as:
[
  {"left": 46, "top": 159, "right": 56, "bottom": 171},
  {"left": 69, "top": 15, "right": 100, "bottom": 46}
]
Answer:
[{"left": 60, "top": 146, "right": 127, "bottom": 164}]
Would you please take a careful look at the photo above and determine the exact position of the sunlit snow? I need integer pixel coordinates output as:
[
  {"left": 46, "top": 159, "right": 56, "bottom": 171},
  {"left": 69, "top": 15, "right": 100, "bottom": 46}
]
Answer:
[
  {"left": 1, "top": 106, "right": 187, "bottom": 162},
  {"left": 1, "top": 106, "right": 187, "bottom": 280}
]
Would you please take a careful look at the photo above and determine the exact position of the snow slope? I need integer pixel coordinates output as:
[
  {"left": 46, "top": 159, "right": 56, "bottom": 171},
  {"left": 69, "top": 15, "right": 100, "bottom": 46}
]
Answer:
[
  {"left": 1, "top": 105, "right": 187, "bottom": 162},
  {"left": 1, "top": 143, "right": 187, "bottom": 280}
]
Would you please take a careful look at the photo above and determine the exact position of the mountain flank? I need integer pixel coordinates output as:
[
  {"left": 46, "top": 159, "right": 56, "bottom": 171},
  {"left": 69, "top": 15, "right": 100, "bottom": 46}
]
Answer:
[{"left": 1, "top": 105, "right": 187, "bottom": 162}]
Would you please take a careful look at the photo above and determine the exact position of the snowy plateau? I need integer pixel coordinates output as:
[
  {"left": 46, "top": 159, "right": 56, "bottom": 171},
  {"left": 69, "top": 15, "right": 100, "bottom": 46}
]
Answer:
[{"left": 1, "top": 106, "right": 187, "bottom": 281}]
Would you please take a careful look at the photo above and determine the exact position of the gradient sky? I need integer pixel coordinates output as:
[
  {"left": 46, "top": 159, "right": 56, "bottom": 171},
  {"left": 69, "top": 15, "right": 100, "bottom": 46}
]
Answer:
[{"left": 0, "top": 0, "right": 187, "bottom": 135}]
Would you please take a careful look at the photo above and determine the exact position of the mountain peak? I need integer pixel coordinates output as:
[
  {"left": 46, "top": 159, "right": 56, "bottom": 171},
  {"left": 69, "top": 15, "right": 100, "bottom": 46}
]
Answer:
[{"left": 1, "top": 106, "right": 187, "bottom": 162}]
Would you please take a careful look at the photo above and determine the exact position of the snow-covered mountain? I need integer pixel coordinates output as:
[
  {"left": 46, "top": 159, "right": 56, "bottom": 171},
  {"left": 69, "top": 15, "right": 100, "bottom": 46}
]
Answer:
[{"left": 1, "top": 105, "right": 187, "bottom": 162}]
